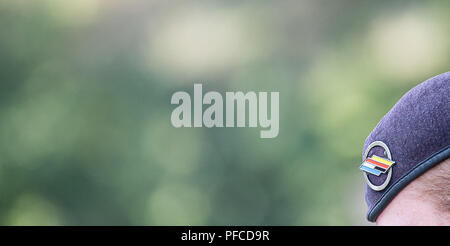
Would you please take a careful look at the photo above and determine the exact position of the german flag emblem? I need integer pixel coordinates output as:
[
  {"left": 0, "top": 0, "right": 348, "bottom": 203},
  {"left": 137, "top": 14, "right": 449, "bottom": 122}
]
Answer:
[{"left": 360, "top": 155, "right": 395, "bottom": 176}]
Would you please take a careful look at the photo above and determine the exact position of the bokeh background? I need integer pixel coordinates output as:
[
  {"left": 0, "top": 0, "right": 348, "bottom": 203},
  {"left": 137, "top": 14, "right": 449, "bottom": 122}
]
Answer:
[{"left": 0, "top": 0, "right": 449, "bottom": 225}]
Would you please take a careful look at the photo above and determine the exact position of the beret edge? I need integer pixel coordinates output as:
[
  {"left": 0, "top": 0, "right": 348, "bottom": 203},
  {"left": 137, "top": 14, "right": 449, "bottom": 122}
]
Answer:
[{"left": 367, "top": 145, "right": 450, "bottom": 222}]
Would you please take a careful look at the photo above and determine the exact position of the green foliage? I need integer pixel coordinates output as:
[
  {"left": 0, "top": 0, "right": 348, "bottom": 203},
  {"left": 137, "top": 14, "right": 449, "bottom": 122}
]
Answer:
[{"left": 0, "top": 0, "right": 448, "bottom": 225}]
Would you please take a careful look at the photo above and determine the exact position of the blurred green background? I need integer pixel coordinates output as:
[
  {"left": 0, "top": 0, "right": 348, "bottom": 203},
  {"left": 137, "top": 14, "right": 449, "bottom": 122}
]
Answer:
[{"left": 0, "top": 0, "right": 449, "bottom": 225}]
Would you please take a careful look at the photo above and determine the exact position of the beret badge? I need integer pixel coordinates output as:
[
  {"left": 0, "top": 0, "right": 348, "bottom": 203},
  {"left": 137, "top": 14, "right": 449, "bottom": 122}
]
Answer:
[{"left": 360, "top": 141, "right": 395, "bottom": 191}]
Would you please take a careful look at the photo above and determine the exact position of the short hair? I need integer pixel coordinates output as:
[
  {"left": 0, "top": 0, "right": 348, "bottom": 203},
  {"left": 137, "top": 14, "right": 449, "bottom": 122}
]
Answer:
[{"left": 413, "top": 158, "right": 450, "bottom": 214}]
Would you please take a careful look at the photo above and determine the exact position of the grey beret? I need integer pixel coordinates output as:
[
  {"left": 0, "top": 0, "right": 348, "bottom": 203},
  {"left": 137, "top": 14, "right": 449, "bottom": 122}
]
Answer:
[{"left": 360, "top": 71, "right": 450, "bottom": 222}]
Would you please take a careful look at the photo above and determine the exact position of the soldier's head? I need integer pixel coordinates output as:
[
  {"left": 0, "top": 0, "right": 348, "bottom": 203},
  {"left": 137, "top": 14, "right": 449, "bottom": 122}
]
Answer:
[
  {"left": 376, "top": 158, "right": 450, "bottom": 225},
  {"left": 360, "top": 72, "right": 450, "bottom": 225}
]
